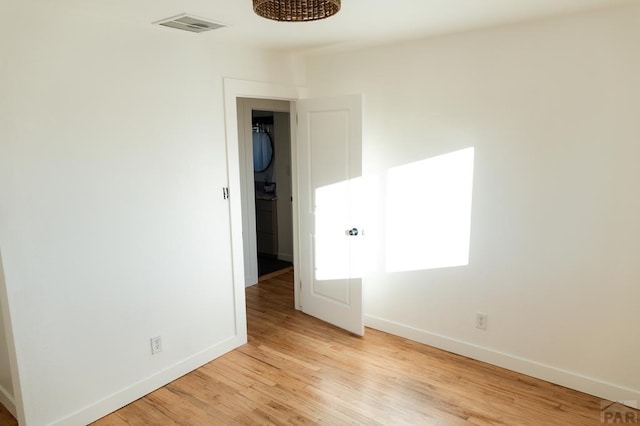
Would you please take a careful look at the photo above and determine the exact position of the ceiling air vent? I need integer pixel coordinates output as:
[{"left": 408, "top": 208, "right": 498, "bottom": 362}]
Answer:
[{"left": 153, "top": 14, "right": 226, "bottom": 34}]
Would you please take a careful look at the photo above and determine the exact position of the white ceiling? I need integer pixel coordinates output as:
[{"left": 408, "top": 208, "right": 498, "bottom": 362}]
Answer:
[{"left": 56, "top": 0, "right": 634, "bottom": 54}]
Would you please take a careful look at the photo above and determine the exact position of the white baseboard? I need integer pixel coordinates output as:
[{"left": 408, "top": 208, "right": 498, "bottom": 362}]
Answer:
[
  {"left": 365, "top": 315, "right": 640, "bottom": 407},
  {"left": 52, "top": 335, "right": 246, "bottom": 426},
  {"left": 277, "top": 253, "right": 293, "bottom": 263},
  {"left": 0, "top": 384, "right": 16, "bottom": 418}
]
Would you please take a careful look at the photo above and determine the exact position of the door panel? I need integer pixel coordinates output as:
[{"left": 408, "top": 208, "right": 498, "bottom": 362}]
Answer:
[{"left": 297, "top": 95, "right": 363, "bottom": 336}]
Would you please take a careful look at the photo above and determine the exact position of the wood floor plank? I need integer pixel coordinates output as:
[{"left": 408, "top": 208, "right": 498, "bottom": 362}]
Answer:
[
  {"left": 3, "top": 266, "right": 628, "bottom": 426},
  {"left": 0, "top": 405, "right": 18, "bottom": 426}
]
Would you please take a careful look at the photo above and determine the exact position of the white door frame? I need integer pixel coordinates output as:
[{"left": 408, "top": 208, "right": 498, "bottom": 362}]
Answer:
[{"left": 223, "top": 78, "right": 304, "bottom": 320}]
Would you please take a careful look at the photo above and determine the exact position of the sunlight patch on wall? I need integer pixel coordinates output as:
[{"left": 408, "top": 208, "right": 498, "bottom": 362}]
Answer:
[
  {"left": 385, "top": 147, "right": 475, "bottom": 273},
  {"left": 314, "top": 179, "right": 351, "bottom": 281},
  {"left": 313, "top": 175, "right": 376, "bottom": 281},
  {"left": 313, "top": 147, "right": 475, "bottom": 280}
]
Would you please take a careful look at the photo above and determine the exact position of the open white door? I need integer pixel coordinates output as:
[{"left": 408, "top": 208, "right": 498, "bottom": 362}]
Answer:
[{"left": 297, "top": 94, "right": 364, "bottom": 336}]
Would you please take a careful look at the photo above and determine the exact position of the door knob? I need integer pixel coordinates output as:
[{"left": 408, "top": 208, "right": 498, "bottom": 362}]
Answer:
[{"left": 347, "top": 228, "right": 359, "bottom": 236}]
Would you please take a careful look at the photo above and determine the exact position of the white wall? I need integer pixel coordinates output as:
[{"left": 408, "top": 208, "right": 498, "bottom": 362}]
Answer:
[
  {"left": 0, "top": 1, "right": 298, "bottom": 424},
  {"left": 305, "top": 4, "right": 640, "bottom": 402}
]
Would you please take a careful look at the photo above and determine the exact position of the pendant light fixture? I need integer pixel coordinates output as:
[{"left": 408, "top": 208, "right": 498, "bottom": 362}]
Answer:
[{"left": 253, "top": 0, "right": 341, "bottom": 22}]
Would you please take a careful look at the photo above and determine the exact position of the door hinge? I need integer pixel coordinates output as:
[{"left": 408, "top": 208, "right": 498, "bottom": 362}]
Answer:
[{"left": 223, "top": 187, "right": 229, "bottom": 200}]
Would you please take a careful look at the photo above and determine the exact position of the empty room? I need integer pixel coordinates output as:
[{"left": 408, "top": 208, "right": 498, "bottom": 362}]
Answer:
[{"left": 1, "top": 0, "right": 639, "bottom": 424}]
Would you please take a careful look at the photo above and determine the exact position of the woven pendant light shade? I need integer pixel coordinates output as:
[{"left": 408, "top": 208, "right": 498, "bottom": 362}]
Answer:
[{"left": 253, "top": 0, "right": 341, "bottom": 22}]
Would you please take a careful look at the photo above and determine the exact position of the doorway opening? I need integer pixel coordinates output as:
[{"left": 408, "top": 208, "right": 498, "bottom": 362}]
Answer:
[
  {"left": 236, "top": 98, "right": 294, "bottom": 287},
  {"left": 252, "top": 110, "right": 293, "bottom": 278},
  {"left": 224, "top": 79, "right": 364, "bottom": 334}
]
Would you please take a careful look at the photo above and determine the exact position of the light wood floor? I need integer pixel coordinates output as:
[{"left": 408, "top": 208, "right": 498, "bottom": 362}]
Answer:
[
  {"left": 2, "top": 270, "right": 635, "bottom": 425},
  {"left": 0, "top": 403, "right": 16, "bottom": 426}
]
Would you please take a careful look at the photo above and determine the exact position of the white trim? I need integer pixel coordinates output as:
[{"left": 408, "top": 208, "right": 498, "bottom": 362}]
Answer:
[
  {"left": 289, "top": 100, "right": 301, "bottom": 310},
  {"left": 0, "top": 384, "right": 15, "bottom": 418},
  {"left": 365, "top": 315, "right": 640, "bottom": 406},
  {"left": 51, "top": 336, "right": 243, "bottom": 426}
]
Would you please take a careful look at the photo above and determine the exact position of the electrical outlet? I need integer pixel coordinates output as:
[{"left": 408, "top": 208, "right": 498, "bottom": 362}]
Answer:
[
  {"left": 476, "top": 313, "right": 488, "bottom": 331},
  {"left": 150, "top": 336, "right": 162, "bottom": 355}
]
